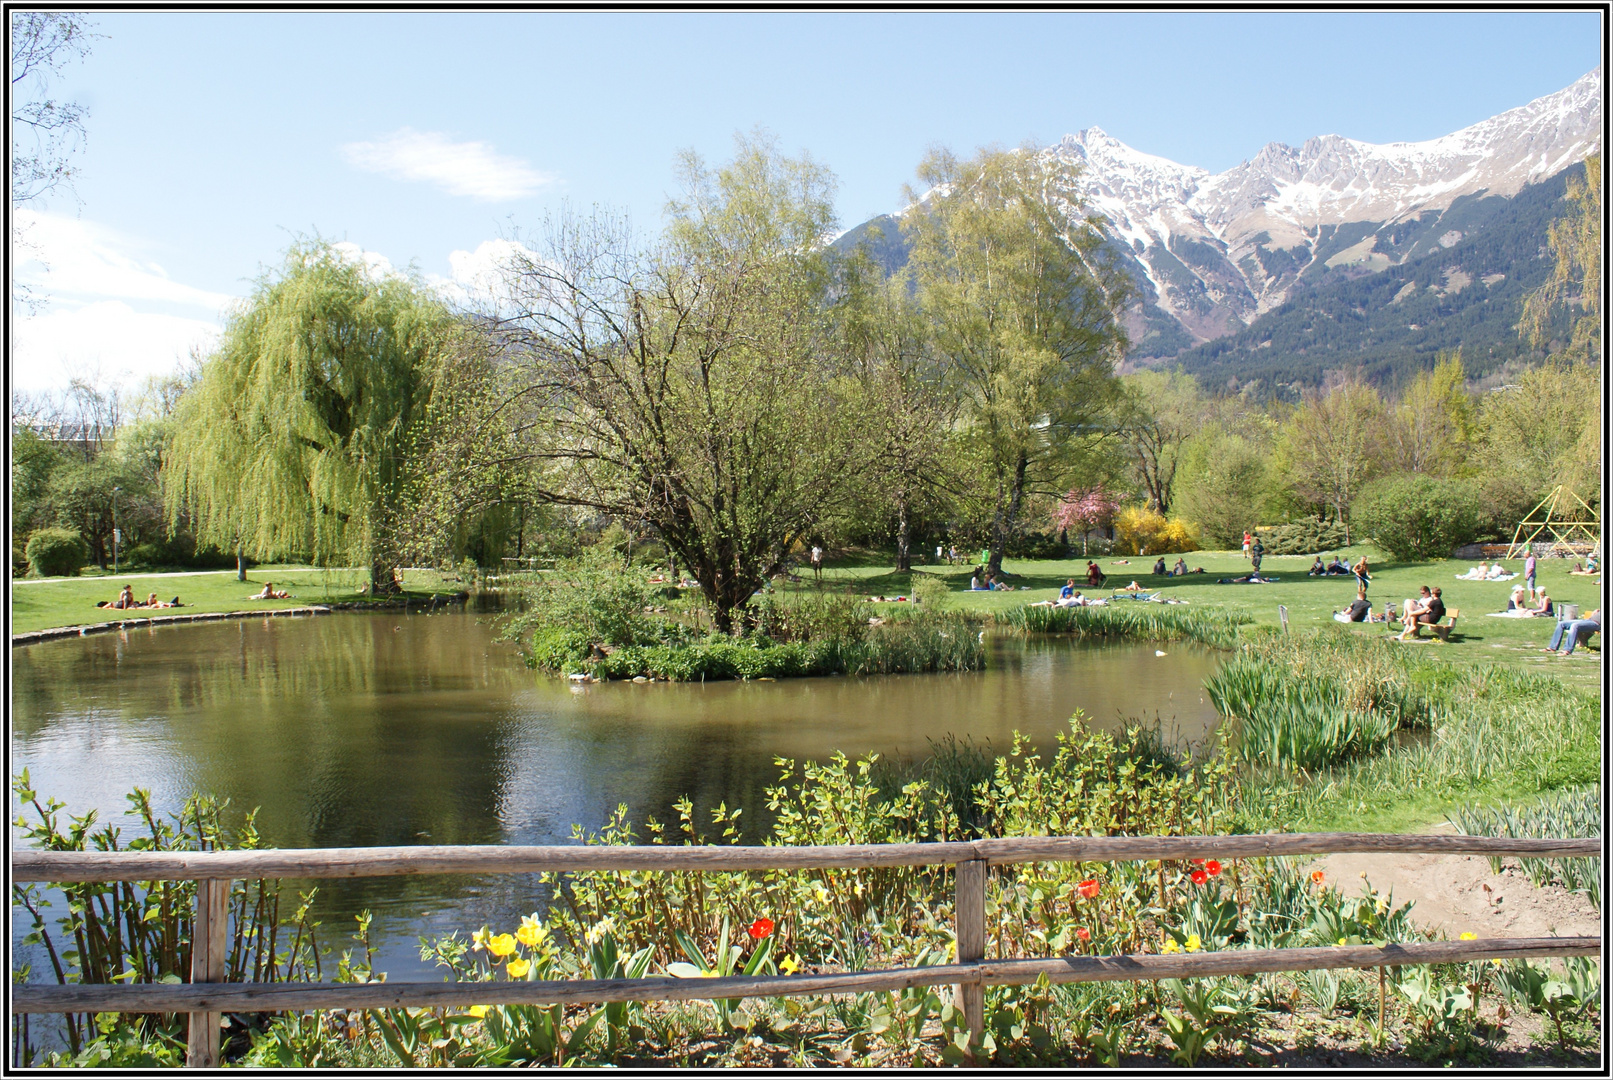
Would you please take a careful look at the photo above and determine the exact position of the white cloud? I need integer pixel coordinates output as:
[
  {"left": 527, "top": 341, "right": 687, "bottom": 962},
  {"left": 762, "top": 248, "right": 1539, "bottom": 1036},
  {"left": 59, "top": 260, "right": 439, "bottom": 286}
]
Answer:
[
  {"left": 10, "top": 210, "right": 237, "bottom": 395},
  {"left": 340, "top": 129, "right": 555, "bottom": 202},
  {"left": 10, "top": 300, "right": 221, "bottom": 395},
  {"left": 430, "top": 238, "right": 541, "bottom": 310},
  {"left": 12, "top": 209, "right": 237, "bottom": 310}
]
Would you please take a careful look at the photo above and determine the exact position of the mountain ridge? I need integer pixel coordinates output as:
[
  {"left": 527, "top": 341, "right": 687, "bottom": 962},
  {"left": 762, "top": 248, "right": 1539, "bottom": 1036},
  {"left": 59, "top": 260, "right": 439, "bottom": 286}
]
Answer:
[{"left": 837, "top": 68, "right": 1602, "bottom": 380}]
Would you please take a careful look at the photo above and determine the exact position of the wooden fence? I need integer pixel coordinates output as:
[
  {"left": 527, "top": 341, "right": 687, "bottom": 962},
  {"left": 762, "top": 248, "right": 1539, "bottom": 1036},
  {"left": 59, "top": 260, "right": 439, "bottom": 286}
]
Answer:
[{"left": 12, "top": 833, "right": 1602, "bottom": 1067}]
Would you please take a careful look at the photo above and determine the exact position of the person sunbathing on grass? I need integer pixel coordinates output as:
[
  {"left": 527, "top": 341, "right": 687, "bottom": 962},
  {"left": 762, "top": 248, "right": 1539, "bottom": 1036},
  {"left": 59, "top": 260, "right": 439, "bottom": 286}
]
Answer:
[{"left": 252, "top": 582, "right": 291, "bottom": 600}]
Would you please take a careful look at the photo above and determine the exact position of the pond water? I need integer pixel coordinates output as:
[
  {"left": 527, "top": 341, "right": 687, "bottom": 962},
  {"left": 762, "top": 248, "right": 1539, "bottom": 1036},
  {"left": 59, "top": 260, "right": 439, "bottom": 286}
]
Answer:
[{"left": 11, "top": 610, "right": 1223, "bottom": 981}]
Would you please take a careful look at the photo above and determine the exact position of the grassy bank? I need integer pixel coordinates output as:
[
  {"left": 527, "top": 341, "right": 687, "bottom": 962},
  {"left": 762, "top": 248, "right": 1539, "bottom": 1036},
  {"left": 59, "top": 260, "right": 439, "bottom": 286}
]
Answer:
[
  {"left": 819, "top": 547, "right": 1603, "bottom": 691},
  {"left": 9, "top": 566, "right": 468, "bottom": 635}
]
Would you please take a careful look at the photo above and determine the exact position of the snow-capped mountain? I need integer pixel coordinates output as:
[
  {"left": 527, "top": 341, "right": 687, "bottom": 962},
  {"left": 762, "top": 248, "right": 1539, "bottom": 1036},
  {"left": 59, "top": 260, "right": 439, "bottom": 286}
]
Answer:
[{"left": 1048, "top": 68, "right": 1602, "bottom": 353}]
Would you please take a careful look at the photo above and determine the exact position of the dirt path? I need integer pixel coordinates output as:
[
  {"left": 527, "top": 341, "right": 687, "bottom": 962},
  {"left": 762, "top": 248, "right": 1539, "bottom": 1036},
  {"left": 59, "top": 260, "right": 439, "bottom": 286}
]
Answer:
[{"left": 1308, "top": 822, "right": 1599, "bottom": 939}]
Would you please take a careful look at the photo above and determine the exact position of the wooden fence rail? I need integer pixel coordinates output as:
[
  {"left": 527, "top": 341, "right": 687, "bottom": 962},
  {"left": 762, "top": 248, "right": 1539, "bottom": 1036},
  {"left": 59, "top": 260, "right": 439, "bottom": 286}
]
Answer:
[{"left": 11, "top": 833, "right": 1602, "bottom": 1068}]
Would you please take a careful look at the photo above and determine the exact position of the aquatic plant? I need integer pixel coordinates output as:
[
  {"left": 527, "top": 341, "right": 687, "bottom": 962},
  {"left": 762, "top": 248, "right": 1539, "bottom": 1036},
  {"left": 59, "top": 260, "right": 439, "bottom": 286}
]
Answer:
[{"left": 995, "top": 603, "right": 1250, "bottom": 650}]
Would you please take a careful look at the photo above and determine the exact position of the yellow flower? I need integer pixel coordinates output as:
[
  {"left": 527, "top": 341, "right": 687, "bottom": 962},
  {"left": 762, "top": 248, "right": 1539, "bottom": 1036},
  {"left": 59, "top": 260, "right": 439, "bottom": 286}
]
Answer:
[
  {"left": 781, "top": 955, "right": 801, "bottom": 976},
  {"left": 1162, "top": 939, "right": 1181, "bottom": 954},
  {"left": 1337, "top": 938, "right": 1348, "bottom": 947},
  {"left": 471, "top": 927, "right": 491, "bottom": 951},
  {"left": 1184, "top": 934, "right": 1201, "bottom": 953},
  {"left": 466, "top": 1005, "right": 488, "bottom": 1019},
  {"left": 487, "top": 934, "right": 517, "bottom": 958},
  {"left": 516, "top": 923, "right": 543, "bottom": 948},
  {"left": 1459, "top": 931, "right": 1478, "bottom": 941},
  {"left": 506, "top": 957, "right": 532, "bottom": 979}
]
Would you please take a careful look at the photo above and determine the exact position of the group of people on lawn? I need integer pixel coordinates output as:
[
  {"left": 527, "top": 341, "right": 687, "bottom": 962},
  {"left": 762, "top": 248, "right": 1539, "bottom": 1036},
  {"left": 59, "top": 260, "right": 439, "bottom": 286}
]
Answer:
[
  {"left": 96, "top": 580, "right": 291, "bottom": 611},
  {"left": 96, "top": 585, "right": 184, "bottom": 610}
]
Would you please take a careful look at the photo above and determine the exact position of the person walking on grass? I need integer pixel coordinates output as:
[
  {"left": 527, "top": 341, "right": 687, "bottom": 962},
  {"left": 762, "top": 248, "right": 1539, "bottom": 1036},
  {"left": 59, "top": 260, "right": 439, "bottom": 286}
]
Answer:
[
  {"left": 1242, "top": 531, "right": 1252, "bottom": 561},
  {"left": 1352, "top": 554, "right": 1371, "bottom": 598},
  {"left": 1249, "top": 534, "right": 1264, "bottom": 574},
  {"left": 810, "top": 545, "right": 824, "bottom": 583}
]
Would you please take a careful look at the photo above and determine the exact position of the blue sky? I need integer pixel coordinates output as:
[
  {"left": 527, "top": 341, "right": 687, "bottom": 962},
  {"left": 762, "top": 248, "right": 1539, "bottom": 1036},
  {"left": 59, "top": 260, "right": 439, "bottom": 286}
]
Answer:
[{"left": 10, "top": 9, "right": 1602, "bottom": 394}]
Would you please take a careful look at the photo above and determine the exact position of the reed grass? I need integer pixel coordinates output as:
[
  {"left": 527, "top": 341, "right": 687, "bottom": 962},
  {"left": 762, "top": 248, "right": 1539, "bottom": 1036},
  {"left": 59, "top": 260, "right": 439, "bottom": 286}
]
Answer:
[
  {"left": 993, "top": 602, "right": 1250, "bottom": 649},
  {"left": 1451, "top": 787, "right": 1602, "bottom": 908},
  {"left": 1204, "top": 635, "right": 1437, "bottom": 770}
]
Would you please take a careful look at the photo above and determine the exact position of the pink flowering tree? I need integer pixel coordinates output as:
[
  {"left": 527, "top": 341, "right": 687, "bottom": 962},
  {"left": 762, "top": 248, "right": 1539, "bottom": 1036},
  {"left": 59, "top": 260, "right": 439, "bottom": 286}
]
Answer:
[{"left": 1052, "top": 487, "right": 1119, "bottom": 556}]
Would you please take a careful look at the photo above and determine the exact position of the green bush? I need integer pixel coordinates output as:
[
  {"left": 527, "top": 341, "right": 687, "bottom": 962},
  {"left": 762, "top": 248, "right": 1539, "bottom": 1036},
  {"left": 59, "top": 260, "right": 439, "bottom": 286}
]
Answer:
[
  {"left": 1259, "top": 518, "right": 1349, "bottom": 556},
  {"left": 1351, "top": 475, "right": 1484, "bottom": 561},
  {"left": 25, "top": 527, "right": 88, "bottom": 577}
]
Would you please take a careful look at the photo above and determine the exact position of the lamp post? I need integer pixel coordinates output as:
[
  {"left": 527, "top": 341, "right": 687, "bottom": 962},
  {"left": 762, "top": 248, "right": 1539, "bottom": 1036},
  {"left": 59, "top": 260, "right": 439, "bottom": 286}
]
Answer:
[{"left": 112, "top": 486, "right": 121, "bottom": 573}]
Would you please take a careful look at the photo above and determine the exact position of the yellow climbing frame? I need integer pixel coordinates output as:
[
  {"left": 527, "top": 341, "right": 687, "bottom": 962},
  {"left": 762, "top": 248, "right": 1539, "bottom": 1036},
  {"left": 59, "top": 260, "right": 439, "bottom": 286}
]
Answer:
[{"left": 1504, "top": 485, "right": 1602, "bottom": 559}]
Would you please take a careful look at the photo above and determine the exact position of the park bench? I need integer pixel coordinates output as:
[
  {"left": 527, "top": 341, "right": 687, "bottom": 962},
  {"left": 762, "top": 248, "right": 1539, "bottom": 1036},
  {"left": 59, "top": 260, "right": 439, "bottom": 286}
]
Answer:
[{"left": 1429, "top": 607, "right": 1460, "bottom": 642}]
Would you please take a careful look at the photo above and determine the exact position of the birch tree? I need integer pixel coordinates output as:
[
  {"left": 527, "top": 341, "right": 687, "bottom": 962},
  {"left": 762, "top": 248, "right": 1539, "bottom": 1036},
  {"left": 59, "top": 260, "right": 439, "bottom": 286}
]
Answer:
[{"left": 901, "top": 145, "right": 1129, "bottom": 577}]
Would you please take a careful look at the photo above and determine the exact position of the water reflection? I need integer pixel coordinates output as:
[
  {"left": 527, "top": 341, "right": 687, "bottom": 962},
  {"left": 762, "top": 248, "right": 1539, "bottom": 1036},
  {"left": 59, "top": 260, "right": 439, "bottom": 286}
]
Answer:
[{"left": 11, "top": 611, "right": 1221, "bottom": 979}]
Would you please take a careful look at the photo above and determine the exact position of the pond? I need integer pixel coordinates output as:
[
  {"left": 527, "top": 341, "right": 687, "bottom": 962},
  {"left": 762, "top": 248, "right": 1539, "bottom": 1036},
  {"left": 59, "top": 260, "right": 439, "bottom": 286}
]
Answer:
[{"left": 11, "top": 610, "right": 1223, "bottom": 981}]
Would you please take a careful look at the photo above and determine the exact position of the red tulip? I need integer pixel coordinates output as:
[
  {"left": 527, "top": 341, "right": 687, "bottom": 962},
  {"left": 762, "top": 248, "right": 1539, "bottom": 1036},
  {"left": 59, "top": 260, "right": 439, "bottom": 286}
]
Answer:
[
  {"left": 1077, "top": 879, "right": 1100, "bottom": 899},
  {"left": 1190, "top": 869, "right": 1209, "bottom": 885},
  {"left": 1205, "top": 860, "right": 1222, "bottom": 876},
  {"left": 1189, "top": 858, "right": 1205, "bottom": 866},
  {"left": 1076, "top": 927, "right": 1091, "bottom": 942},
  {"left": 748, "top": 917, "right": 775, "bottom": 939}
]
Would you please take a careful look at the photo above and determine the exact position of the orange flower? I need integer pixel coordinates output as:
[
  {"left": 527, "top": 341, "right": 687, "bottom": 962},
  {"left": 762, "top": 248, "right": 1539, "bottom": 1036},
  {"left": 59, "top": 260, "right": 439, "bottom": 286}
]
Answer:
[
  {"left": 1205, "top": 860, "right": 1222, "bottom": 876},
  {"left": 748, "top": 917, "right": 775, "bottom": 940},
  {"left": 1076, "top": 927, "right": 1091, "bottom": 943},
  {"left": 1310, "top": 870, "right": 1325, "bottom": 885},
  {"left": 1190, "top": 869, "right": 1209, "bottom": 885},
  {"left": 1077, "top": 879, "right": 1100, "bottom": 899}
]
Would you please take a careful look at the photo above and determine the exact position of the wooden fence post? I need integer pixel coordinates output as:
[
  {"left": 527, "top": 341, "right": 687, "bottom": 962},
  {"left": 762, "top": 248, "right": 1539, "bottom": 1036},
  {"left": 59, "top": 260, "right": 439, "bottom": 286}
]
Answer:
[
  {"left": 954, "top": 858, "right": 986, "bottom": 1052},
  {"left": 187, "top": 879, "right": 228, "bottom": 1068}
]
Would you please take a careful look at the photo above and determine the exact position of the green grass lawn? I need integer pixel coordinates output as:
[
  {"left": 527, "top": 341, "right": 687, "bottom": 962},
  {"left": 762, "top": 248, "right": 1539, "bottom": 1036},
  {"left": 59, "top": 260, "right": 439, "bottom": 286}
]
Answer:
[
  {"left": 809, "top": 546, "right": 1603, "bottom": 691},
  {"left": 9, "top": 565, "right": 467, "bottom": 635}
]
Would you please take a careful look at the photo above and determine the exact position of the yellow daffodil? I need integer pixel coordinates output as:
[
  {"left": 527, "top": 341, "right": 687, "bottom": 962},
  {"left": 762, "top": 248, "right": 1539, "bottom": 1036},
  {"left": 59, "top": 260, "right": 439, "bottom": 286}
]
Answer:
[
  {"left": 1184, "top": 934, "right": 1202, "bottom": 953},
  {"left": 1162, "top": 939, "right": 1181, "bottom": 954},
  {"left": 488, "top": 934, "right": 517, "bottom": 958},
  {"left": 506, "top": 957, "right": 532, "bottom": 979},
  {"left": 1459, "top": 931, "right": 1478, "bottom": 941},
  {"left": 466, "top": 1005, "right": 488, "bottom": 1019},
  {"left": 781, "top": 955, "right": 801, "bottom": 976}
]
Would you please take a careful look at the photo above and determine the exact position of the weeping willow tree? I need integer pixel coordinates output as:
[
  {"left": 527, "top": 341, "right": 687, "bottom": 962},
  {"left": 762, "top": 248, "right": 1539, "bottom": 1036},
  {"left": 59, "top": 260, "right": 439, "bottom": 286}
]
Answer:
[{"left": 163, "top": 241, "right": 454, "bottom": 593}]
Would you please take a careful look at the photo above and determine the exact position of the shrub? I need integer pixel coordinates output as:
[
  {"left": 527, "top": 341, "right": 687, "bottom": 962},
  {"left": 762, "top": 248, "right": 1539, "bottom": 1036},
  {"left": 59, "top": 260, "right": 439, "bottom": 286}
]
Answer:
[
  {"left": 25, "top": 527, "right": 88, "bottom": 577},
  {"left": 1113, "top": 507, "right": 1200, "bottom": 556},
  {"left": 1260, "top": 519, "right": 1349, "bottom": 556},
  {"left": 1351, "top": 475, "right": 1484, "bottom": 561}
]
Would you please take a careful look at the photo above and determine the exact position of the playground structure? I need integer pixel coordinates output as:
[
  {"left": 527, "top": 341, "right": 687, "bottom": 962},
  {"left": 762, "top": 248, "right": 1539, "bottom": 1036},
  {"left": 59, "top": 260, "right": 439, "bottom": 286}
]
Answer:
[{"left": 1504, "top": 485, "right": 1601, "bottom": 559}]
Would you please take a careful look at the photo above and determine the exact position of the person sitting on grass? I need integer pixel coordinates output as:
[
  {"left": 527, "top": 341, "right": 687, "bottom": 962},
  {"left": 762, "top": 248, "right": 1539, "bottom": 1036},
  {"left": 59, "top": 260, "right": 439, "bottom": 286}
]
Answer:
[
  {"left": 1173, "top": 557, "right": 1189, "bottom": 577},
  {"left": 1543, "top": 609, "right": 1600, "bottom": 655},
  {"left": 1308, "top": 556, "right": 1325, "bottom": 576},
  {"left": 1334, "top": 585, "right": 1376, "bottom": 623},
  {"left": 1153, "top": 557, "right": 1167, "bottom": 575},
  {"left": 1059, "top": 579, "right": 1076, "bottom": 600},
  {"left": 1399, "top": 587, "right": 1445, "bottom": 640},
  {"left": 252, "top": 582, "right": 292, "bottom": 600},
  {"left": 1526, "top": 586, "right": 1553, "bottom": 617},
  {"left": 1086, "top": 561, "right": 1106, "bottom": 588},
  {"left": 1326, "top": 556, "right": 1350, "bottom": 575},
  {"left": 97, "top": 585, "right": 139, "bottom": 610}
]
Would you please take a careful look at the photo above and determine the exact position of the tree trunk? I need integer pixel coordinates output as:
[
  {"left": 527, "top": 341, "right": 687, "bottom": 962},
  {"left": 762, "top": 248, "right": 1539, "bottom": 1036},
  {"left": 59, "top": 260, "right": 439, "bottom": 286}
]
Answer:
[
  {"left": 236, "top": 545, "right": 246, "bottom": 582},
  {"left": 370, "top": 560, "right": 401, "bottom": 597},
  {"left": 987, "top": 452, "right": 1029, "bottom": 579},
  {"left": 895, "top": 495, "right": 912, "bottom": 572}
]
